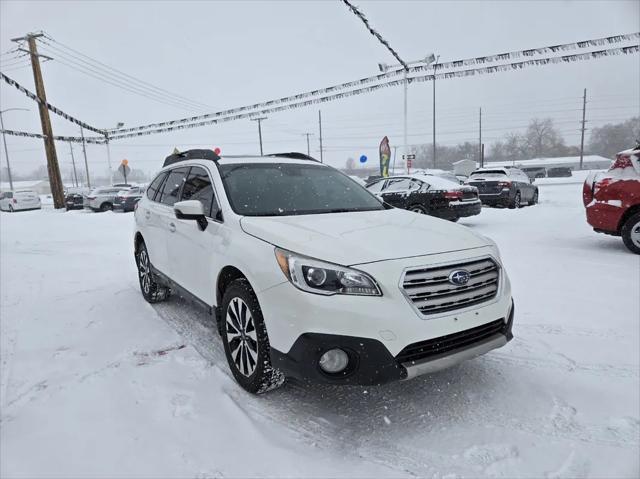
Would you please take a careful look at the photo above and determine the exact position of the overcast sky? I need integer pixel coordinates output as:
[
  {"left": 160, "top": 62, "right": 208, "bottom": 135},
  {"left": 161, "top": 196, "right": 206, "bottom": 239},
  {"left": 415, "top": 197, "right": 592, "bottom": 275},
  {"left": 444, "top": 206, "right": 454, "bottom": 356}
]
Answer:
[{"left": 1, "top": 0, "right": 639, "bottom": 180}]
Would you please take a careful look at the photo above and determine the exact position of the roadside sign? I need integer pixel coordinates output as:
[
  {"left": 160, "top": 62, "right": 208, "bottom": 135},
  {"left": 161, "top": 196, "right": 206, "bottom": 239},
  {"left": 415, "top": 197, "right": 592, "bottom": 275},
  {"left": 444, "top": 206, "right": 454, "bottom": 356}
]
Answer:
[
  {"left": 402, "top": 154, "right": 416, "bottom": 160},
  {"left": 118, "top": 160, "right": 131, "bottom": 184}
]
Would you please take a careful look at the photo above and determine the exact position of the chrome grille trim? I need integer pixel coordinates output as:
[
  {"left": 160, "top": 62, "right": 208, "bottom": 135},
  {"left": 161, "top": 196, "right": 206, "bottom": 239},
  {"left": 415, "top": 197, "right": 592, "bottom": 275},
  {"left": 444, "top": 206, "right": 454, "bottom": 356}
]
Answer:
[{"left": 401, "top": 256, "right": 500, "bottom": 317}]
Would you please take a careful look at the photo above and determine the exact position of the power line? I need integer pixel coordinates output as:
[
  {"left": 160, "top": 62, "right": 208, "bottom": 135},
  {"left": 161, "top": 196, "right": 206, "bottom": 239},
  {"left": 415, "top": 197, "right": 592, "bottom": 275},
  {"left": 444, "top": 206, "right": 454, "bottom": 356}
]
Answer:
[
  {"left": 36, "top": 44, "right": 210, "bottom": 113},
  {"left": 341, "top": 0, "right": 408, "bottom": 70},
  {"left": 39, "top": 34, "right": 214, "bottom": 111}
]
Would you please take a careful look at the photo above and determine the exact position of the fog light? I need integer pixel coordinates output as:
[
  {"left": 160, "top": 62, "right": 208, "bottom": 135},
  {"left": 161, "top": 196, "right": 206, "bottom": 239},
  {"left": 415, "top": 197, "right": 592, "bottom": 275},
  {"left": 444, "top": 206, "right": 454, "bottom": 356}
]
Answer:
[{"left": 319, "top": 348, "right": 349, "bottom": 374}]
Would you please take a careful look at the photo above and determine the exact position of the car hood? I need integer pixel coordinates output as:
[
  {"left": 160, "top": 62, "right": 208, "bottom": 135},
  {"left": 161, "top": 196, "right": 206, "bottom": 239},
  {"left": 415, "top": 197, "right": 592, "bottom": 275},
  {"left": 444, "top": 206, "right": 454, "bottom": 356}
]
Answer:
[{"left": 240, "top": 208, "right": 490, "bottom": 265}]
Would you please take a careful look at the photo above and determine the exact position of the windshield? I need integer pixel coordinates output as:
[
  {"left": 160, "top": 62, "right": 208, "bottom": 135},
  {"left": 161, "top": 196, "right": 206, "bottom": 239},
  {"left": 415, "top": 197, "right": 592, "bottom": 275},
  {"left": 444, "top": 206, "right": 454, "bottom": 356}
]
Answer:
[{"left": 219, "top": 163, "right": 385, "bottom": 216}]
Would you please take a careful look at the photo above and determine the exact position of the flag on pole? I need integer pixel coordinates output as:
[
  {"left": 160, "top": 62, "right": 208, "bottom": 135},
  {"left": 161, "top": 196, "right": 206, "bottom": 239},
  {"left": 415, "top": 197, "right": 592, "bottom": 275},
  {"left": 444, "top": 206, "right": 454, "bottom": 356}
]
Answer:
[{"left": 379, "top": 136, "right": 391, "bottom": 177}]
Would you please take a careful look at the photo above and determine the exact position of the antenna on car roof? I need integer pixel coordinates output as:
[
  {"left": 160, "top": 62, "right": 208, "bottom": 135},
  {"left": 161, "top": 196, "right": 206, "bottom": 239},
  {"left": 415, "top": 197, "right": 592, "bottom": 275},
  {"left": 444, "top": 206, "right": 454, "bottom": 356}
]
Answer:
[
  {"left": 266, "top": 152, "right": 320, "bottom": 162},
  {"left": 163, "top": 149, "right": 221, "bottom": 167}
]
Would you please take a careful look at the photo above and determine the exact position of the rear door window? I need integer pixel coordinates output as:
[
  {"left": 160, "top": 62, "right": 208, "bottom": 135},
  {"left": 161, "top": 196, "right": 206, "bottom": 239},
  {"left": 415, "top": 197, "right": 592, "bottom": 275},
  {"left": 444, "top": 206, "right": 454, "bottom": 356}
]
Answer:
[
  {"left": 366, "top": 180, "right": 385, "bottom": 193},
  {"left": 159, "top": 167, "right": 189, "bottom": 206},
  {"left": 180, "top": 166, "right": 218, "bottom": 218},
  {"left": 384, "top": 178, "right": 412, "bottom": 192},
  {"left": 147, "top": 172, "right": 168, "bottom": 201}
]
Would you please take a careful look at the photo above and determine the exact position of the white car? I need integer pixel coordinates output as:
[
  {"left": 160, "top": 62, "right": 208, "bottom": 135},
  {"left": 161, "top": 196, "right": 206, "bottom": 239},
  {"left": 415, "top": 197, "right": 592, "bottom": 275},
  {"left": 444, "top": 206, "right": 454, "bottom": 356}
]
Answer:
[
  {"left": 134, "top": 150, "right": 514, "bottom": 394},
  {"left": 0, "top": 190, "right": 42, "bottom": 212}
]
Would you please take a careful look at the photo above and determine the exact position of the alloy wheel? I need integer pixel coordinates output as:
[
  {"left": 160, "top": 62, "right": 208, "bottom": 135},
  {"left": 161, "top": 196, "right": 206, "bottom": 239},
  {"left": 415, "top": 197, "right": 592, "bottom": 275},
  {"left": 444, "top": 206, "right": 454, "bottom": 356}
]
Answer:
[
  {"left": 226, "top": 297, "right": 258, "bottom": 377},
  {"left": 631, "top": 220, "right": 640, "bottom": 249},
  {"left": 138, "top": 249, "right": 151, "bottom": 294},
  {"left": 410, "top": 207, "right": 425, "bottom": 214}
]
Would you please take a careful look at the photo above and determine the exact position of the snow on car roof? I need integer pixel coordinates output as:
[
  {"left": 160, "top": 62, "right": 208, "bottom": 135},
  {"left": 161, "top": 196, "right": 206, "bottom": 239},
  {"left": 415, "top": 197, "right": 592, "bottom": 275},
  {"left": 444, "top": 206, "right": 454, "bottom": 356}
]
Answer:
[{"left": 392, "top": 174, "right": 463, "bottom": 189}]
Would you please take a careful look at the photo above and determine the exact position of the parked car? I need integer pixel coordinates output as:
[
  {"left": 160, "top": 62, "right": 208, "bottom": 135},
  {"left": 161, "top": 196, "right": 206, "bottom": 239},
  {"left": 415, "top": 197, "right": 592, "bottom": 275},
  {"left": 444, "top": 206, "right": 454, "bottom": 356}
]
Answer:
[
  {"left": 466, "top": 167, "right": 538, "bottom": 208},
  {"left": 547, "top": 167, "right": 572, "bottom": 178},
  {"left": 114, "top": 186, "right": 145, "bottom": 212},
  {"left": 134, "top": 149, "right": 514, "bottom": 394},
  {"left": 366, "top": 174, "right": 481, "bottom": 221},
  {"left": 0, "top": 190, "right": 42, "bottom": 212},
  {"left": 583, "top": 144, "right": 640, "bottom": 254},
  {"left": 64, "top": 193, "right": 84, "bottom": 211},
  {"left": 83, "top": 186, "right": 126, "bottom": 212},
  {"left": 521, "top": 166, "right": 547, "bottom": 180}
]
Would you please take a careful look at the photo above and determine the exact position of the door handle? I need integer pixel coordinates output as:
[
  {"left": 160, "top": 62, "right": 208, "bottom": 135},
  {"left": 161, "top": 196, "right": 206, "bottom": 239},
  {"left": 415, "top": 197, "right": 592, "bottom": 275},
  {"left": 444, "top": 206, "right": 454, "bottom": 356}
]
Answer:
[
  {"left": 145, "top": 210, "right": 151, "bottom": 219},
  {"left": 168, "top": 222, "right": 176, "bottom": 233}
]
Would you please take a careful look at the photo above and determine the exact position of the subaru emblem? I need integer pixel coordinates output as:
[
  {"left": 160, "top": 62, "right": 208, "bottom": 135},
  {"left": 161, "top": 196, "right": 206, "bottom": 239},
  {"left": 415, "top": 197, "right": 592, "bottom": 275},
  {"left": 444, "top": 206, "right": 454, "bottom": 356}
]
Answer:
[{"left": 448, "top": 269, "right": 471, "bottom": 286}]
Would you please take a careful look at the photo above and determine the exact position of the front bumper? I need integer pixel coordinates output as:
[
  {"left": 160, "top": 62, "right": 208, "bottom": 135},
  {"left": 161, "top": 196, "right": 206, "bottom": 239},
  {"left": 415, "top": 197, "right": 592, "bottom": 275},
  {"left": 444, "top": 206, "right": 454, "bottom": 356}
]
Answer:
[
  {"left": 270, "top": 300, "right": 514, "bottom": 385},
  {"left": 260, "top": 248, "right": 513, "bottom": 385},
  {"left": 585, "top": 203, "right": 624, "bottom": 234}
]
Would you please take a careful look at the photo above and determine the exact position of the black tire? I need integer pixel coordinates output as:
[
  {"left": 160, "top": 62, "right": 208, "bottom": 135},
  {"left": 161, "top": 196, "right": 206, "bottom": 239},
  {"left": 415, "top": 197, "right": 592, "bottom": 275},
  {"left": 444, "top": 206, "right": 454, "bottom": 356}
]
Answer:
[
  {"left": 408, "top": 204, "right": 427, "bottom": 214},
  {"left": 450, "top": 217, "right": 460, "bottom": 222},
  {"left": 221, "top": 279, "right": 284, "bottom": 394},
  {"left": 135, "top": 241, "right": 170, "bottom": 303},
  {"left": 8, "top": 205, "right": 14, "bottom": 212},
  {"left": 509, "top": 192, "right": 521, "bottom": 209},
  {"left": 531, "top": 190, "right": 539, "bottom": 205},
  {"left": 100, "top": 202, "right": 113, "bottom": 212},
  {"left": 621, "top": 212, "right": 640, "bottom": 255}
]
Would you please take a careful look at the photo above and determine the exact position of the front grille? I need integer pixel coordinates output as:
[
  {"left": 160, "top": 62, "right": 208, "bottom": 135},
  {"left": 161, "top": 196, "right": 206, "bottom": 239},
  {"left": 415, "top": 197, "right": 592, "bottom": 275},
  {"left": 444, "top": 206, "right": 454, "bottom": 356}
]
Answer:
[
  {"left": 402, "top": 258, "right": 499, "bottom": 315},
  {"left": 396, "top": 319, "right": 505, "bottom": 364}
]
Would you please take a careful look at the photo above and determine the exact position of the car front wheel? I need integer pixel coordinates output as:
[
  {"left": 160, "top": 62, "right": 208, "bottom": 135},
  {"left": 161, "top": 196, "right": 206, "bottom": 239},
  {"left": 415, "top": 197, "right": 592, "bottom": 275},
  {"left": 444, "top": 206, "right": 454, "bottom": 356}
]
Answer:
[
  {"left": 135, "top": 241, "right": 170, "bottom": 303},
  {"left": 100, "top": 202, "right": 113, "bottom": 212},
  {"left": 221, "top": 279, "right": 284, "bottom": 394},
  {"left": 621, "top": 212, "right": 640, "bottom": 254},
  {"left": 531, "top": 190, "right": 539, "bottom": 205},
  {"left": 409, "top": 204, "right": 427, "bottom": 214}
]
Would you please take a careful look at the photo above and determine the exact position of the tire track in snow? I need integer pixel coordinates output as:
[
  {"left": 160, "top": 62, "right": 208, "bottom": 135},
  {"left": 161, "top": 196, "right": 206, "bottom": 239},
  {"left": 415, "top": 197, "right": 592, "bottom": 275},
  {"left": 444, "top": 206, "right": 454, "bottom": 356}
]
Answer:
[{"left": 149, "top": 296, "right": 638, "bottom": 479}]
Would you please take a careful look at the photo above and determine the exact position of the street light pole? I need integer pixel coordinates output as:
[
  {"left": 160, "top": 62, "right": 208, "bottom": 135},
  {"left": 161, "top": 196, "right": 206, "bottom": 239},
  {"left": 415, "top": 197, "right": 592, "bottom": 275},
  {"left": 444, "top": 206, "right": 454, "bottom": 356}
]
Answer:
[
  {"left": 102, "top": 122, "right": 124, "bottom": 184},
  {"left": 0, "top": 108, "right": 30, "bottom": 190},
  {"left": 432, "top": 55, "right": 440, "bottom": 168},
  {"left": 379, "top": 54, "right": 436, "bottom": 172},
  {"left": 403, "top": 69, "right": 408, "bottom": 166}
]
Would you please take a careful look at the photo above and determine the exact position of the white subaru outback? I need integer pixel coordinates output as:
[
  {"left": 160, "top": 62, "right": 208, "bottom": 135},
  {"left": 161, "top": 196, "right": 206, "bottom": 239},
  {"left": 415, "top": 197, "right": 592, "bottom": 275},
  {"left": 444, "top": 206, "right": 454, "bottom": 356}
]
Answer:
[{"left": 134, "top": 149, "right": 514, "bottom": 394}]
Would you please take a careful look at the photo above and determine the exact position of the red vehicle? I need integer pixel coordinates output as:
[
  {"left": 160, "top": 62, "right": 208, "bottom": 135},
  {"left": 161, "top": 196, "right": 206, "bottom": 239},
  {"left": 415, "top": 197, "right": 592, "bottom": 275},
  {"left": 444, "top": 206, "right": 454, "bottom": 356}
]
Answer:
[{"left": 583, "top": 143, "right": 640, "bottom": 254}]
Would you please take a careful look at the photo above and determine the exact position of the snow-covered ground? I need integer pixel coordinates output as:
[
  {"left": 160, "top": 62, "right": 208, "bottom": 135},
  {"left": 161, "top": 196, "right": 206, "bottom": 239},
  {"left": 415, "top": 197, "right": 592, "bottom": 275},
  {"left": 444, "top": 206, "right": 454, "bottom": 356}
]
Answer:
[{"left": 1, "top": 176, "right": 638, "bottom": 478}]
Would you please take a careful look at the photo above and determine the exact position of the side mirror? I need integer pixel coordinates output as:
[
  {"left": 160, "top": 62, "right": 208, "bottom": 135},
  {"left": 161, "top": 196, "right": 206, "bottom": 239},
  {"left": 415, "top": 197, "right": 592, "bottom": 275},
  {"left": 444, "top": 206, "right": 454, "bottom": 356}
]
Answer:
[{"left": 174, "top": 200, "right": 208, "bottom": 231}]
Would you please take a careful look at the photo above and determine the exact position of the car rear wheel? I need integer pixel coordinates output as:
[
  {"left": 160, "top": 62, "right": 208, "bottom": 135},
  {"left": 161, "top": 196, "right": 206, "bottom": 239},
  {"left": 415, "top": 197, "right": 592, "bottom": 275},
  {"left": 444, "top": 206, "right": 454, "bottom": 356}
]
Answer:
[
  {"left": 135, "top": 241, "right": 170, "bottom": 303},
  {"left": 409, "top": 205, "right": 427, "bottom": 214},
  {"left": 221, "top": 279, "right": 284, "bottom": 394},
  {"left": 509, "top": 192, "right": 521, "bottom": 209},
  {"left": 100, "top": 202, "right": 113, "bottom": 212},
  {"left": 621, "top": 212, "right": 640, "bottom": 254}
]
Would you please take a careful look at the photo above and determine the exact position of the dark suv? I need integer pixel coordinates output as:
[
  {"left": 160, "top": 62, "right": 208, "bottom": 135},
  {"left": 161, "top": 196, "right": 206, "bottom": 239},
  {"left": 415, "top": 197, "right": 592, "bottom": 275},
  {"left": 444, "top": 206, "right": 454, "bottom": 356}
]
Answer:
[
  {"left": 366, "top": 174, "right": 481, "bottom": 221},
  {"left": 466, "top": 167, "right": 538, "bottom": 208}
]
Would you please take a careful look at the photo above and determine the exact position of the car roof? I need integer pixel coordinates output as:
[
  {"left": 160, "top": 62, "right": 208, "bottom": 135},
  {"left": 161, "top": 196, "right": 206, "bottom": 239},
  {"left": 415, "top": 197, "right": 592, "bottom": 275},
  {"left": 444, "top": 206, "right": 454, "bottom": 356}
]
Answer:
[{"left": 160, "top": 156, "right": 328, "bottom": 171}]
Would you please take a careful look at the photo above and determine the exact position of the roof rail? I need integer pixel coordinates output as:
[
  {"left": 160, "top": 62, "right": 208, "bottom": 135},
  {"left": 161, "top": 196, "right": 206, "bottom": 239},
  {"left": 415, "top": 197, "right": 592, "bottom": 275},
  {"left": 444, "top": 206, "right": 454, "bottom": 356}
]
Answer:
[
  {"left": 163, "top": 149, "right": 220, "bottom": 167},
  {"left": 266, "top": 152, "right": 320, "bottom": 162}
]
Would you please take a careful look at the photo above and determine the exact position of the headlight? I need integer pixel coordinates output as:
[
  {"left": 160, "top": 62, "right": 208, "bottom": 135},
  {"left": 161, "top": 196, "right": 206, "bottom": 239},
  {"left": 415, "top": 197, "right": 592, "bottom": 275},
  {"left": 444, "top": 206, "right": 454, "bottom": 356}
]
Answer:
[{"left": 274, "top": 248, "right": 382, "bottom": 296}]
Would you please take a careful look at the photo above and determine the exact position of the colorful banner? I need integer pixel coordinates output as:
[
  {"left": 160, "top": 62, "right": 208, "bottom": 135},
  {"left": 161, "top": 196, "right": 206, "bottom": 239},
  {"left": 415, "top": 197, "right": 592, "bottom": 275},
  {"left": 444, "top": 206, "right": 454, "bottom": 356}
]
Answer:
[
  {"left": 379, "top": 136, "right": 391, "bottom": 177},
  {"left": 0, "top": 73, "right": 104, "bottom": 135}
]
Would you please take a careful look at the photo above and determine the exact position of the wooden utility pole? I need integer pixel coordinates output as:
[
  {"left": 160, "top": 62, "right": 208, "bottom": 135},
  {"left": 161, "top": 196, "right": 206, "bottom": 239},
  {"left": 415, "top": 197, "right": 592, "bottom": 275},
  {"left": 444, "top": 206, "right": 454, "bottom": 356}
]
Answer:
[
  {"left": 318, "top": 110, "right": 324, "bottom": 163},
  {"left": 80, "top": 126, "right": 91, "bottom": 188},
  {"left": 579, "top": 88, "right": 587, "bottom": 170},
  {"left": 250, "top": 117, "right": 267, "bottom": 156},
  {"left": 13, "top": 33, "right": 65, "bottom": 208}
]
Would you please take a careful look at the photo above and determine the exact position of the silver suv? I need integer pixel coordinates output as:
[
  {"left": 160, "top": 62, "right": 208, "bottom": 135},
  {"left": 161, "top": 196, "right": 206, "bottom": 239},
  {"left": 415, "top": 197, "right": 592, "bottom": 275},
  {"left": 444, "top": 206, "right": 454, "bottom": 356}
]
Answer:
[{"left": 84, "top": 186, "right": 128, "bottom": 212}]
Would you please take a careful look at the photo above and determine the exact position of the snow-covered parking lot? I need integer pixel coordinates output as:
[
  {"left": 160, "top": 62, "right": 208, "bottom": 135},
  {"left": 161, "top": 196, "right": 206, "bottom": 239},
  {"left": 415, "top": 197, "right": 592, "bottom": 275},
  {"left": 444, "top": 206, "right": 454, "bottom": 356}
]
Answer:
[{"left": 1, "top": 175, "right": 638, "bottom": 478}]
